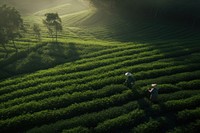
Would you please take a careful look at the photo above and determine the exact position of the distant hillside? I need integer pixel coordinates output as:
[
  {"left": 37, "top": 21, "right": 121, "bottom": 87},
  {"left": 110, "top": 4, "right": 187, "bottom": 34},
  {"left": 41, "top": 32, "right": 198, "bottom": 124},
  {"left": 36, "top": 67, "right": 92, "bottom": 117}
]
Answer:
[
  {"left": 90, "top": 0, "right": 200, "bottom": 25},
  {"left": 0, "top": 0, "right": 90, "bottom": 15}
]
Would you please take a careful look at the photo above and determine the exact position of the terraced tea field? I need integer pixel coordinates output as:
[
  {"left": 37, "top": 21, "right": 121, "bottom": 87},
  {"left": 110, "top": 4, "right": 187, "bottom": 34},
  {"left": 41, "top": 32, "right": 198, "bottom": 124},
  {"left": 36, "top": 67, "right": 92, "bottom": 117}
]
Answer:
[{"left": 0, "top": 0, "right": 200, "bottom": 132}]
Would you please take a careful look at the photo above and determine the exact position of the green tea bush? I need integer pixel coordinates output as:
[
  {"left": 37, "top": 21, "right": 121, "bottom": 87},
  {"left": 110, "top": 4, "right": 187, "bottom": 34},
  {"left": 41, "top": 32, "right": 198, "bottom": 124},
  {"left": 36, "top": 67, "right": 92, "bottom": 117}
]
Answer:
[
  {"left": 62, "top": 126, "right": 91, "bottom": 133},
  {"left": 176, "top": 80, "right": 200, "bottom": 90},
  {"left": 157, "top": 84, "right": 180, "bottom": 94},
  {"left": 0, "top": 85, "right": 128, "bottom": 119},
  {"left": 177, "top": 107, "right": 200, "bottom": 123},
  {"left": 136, "top": 70, "right": 200, "bottom": 87},
  {"left": 94, "top": 109, "right": 145, "bottom": 133},
  {"left": 1, "top": 41, "right": 197, "bottom": 90},
  {"left": 169, "top": 120, "right": 200, "bottom": 133},
  {"left": 135, "top": 64, "right": 200, "bottom": 81},
  {"left": 131, "top": 118, "right": 164, "bottom": 133},
  {"left": 0, "top": 42, "right": 198, "bottom": 96},
  {"left": 159, "top": 90, "right": 200, "bottom": 102},
  {"left": 163, "top": 94, "right": 200, "bottom": 111},
  {"left": 27, "top": 101, "right": 140, "bottom": 133},
  {"left": 0, "top": 90, "right": 133, "bottom": 133}
]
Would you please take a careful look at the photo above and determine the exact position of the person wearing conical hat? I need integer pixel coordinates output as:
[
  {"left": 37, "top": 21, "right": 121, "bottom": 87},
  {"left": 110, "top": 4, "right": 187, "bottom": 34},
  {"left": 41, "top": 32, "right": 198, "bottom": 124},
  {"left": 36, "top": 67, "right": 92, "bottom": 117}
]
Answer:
[
  {"left": 124, "top": 72, "right": 135, "bottom": 89},
  {"left": 148, "top": 84, "right": 158, "bottom": 103}
]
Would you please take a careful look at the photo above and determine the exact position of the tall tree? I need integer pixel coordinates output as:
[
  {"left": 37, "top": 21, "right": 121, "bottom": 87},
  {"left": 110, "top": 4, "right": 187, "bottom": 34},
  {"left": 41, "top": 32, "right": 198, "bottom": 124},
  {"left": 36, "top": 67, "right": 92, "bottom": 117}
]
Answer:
[
  {"left": 0, "top": 4, "right": 24, "bottom": 56},
  {"left": 0, "top": 27, "right": 8, "bottom": 58},
  {"left": 43, "top": 13, "right": 62, "bottom": 43},
  {"left": 0, "top": 5, "right": 9, "bottom": 57},
  {"left": 32, "top": 24, "right": 41, "bottom": 42}
]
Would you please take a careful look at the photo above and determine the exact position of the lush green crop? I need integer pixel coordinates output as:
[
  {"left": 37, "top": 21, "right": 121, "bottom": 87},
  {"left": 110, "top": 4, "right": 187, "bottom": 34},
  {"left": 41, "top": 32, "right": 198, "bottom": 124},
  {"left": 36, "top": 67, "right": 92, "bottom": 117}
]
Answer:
[
  {"left": 163, "top": 94, "right": 200, "bottom": 112},
  {"left": 131, "top": 117, "right": 167, "bottom": 133},
  {"left": 94, "top": 109, "right": 145, "bottom": 133},
  {"left": 0, "top": 1, "right": 200, "bottom": 132},
  {"left": 177, "top": 107, "right": 200, "bottom": 123},
  {"left": 0, "top": 85, "right": 128, "bottom": 119},
  {"left": 0, "top": 90, "right": 133, "bottom": 132},
  {"left": 27, "top": 101, "right": 140, "bottom": 133},
  {"left": 62, "top": 126, "right": 90, "bottom": 133}
]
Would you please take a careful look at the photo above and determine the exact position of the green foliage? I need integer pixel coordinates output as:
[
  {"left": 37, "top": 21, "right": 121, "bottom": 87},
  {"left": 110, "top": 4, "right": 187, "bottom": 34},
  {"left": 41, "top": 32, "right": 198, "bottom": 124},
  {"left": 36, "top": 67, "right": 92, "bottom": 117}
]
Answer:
[
  {"left": 132, "top": 117, "right": 167, "bottom": 133},
  {"left": 94, "top": 109, "right": 145, "bottom": 133},
  {"left": 163, "top": 94, "right": 200, "bottom": 111},
  {"left": 0, "top": 2, "right": 200, "bottom": 132},
  {"left": 43, "top": 13, "right": 62, "bottom": 43},
  {"left": 169, "top": 120, "right": 200, "bottom": 133},
  {"left": 159, "top": 90, "right": 200, "bottom": 102},
  {"left": 157, "top": 84, "right": 180, "bottom": 94},
  {"left": 177, "top": 107, "right": 200, "bottom": 123},
  {"left": 27, "top": 101, "right": 140, "bottom": 133},
  {"left": 0, "top": 90, "right": 133, "bottom": 132},
  {"left": 0, "top": 4, "right": 24, "bottom": 56},
  {"left": 32, "top": 24, "right": 41, "bottom": 42},
  {"left": 176, "top": 80, "right": 200, "bottom": 90},
  {"left": 62, "top": 126, "right": 91, "bottom": 133},
  {"left": 0, "top": 85, "right": 128, "bottom": 119}
]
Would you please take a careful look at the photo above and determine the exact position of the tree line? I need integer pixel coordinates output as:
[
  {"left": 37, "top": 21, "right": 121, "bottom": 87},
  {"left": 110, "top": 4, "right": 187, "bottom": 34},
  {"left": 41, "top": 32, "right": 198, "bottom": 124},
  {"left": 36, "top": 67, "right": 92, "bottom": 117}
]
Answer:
[
  {"left": 89, "top": 0, "right": 200, "bottom": 25},
  {"left": 0, "top": 4, "right": 62, "bottom": 58}
]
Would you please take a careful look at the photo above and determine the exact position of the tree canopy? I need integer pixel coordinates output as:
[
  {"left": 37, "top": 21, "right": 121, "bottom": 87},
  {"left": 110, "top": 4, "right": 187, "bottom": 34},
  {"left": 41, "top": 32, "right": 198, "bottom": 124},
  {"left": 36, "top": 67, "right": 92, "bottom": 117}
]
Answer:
[
  {"left": 43, "top": 13, "right": 62, "bottom": 43},
  {"left": 32, "top": 24, "right": 41, "bottom": 42},
  {"left": 0, "top": 4, "right": 24, "bottom": 56}
]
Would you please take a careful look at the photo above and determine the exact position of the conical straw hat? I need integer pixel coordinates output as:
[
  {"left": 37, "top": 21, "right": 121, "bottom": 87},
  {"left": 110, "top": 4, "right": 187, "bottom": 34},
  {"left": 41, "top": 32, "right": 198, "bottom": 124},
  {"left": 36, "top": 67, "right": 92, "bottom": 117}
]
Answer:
[{"left": 125, "top": 72, "right": 132, "bottom": 76}]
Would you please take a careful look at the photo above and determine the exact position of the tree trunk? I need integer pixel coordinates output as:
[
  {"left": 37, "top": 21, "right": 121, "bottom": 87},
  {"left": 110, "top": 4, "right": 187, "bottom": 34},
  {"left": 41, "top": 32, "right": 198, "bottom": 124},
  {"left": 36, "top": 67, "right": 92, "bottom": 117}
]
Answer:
[
  {"left": 51, "top": 33, "right": 54, "bottom": 42},
  {"left": 1, "top": 43, "right": 8, "bottom": 58},
  {"left": 56, "top": 29, "right": 58, "bottom": 44},
  {"left": 12, "top": 39, "right": 18, "bottom": 53}
]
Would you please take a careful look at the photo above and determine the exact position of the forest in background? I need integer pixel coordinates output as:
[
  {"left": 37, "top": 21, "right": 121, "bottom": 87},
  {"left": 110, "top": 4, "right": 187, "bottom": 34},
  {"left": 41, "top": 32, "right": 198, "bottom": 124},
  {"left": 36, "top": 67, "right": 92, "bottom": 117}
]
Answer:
[{"left": 90, "top": 0, "right": 200, "bottom": 25}]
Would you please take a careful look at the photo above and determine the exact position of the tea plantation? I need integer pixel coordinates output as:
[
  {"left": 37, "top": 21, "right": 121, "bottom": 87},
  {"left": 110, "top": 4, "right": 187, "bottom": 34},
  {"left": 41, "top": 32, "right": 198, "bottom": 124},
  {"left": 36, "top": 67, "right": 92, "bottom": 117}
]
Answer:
[{"left": 0, "top": 0, "right": 200, "bottom": 132}]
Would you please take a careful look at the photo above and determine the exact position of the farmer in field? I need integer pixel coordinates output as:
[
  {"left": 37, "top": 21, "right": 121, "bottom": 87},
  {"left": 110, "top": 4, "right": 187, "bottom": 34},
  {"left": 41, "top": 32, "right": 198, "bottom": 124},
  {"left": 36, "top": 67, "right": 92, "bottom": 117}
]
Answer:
[
  {"left": 124, "top": 72, "right": 135, "bottom": 89},
  {"left": 148, "top": 84, "right": 158, "bottom": 103}
]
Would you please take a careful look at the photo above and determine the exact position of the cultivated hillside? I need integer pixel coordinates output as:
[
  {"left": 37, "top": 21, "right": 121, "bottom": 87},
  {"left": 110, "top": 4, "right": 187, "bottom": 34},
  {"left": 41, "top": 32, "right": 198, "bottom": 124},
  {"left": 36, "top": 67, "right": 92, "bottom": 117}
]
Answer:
[
  {"left": 0, "top": 0, "right": 90, "bottom": 15},
  {"left": 0, "top": 0, "right": 200, "bottom": 132}
]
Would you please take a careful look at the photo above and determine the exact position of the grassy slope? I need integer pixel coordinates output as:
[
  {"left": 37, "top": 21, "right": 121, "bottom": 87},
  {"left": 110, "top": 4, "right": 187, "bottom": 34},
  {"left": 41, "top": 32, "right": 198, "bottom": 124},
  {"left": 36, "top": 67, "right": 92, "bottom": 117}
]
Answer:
[
  {"left": 0, "top": 0, "right": 85, "bottom": 15},
  {"left": 0, "top": 0, "right": 200, "bottom": 132}
]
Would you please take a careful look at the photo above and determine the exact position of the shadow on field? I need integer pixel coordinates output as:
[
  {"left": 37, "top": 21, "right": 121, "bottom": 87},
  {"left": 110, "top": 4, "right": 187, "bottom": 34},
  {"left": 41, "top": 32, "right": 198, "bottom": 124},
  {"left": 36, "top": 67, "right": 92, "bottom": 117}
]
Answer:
[
  {"left": 0, "top": 42, "right": 81, "bottom": 80},
  {"left": 87, "top": 10, "right": 200, "bottom": 46},
  {"left": 45, "top": 42, "right": 80, "bottom": 62},
  {"left": 114, "top": 19, "right": 199, "bottom": 43},
  {"left": 100, "top": 14, "right": 200, "bottom": 66},
  {"left": 17, "top": 42, "right": 80, "bottom": 73},
  {"left": 84, "top": 10, "right": 200, "bottom": 62},
  {"left": 67, "top": 42, "right": 80, "bottom": 61}
]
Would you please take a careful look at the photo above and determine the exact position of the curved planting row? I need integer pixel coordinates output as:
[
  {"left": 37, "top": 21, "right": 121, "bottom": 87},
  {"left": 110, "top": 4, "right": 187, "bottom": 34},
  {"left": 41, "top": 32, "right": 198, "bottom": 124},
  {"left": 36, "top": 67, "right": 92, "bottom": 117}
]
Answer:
[
  {"left": 0, "top": 89, "right": 133, "bottom": 133},
  {"left": 1, "top": 60, "right": 199, "bottom": 104},
  {"left": 27, "top": 101, "right": 140, "bottom": 133},
  {"left": 0, "top": 85, "right": 128, "bottom": 119},
  {"left": 162, "top": 94, "right": 200, "bottom": 112},
  {"left": 0, "top": 61, "right": 184, "bottom": 108},
  {"left": 0, "top": 40, "right": 198, "bottom": 89},
  {"left": 25, "top": 81, "right": 200, "bottom": 133},
  {"left": 136, "top": 70, "right": 200, "bottom": 87},
  {"left": 0, "top": 43, "right": 199, "bottom": 97},
  {"left": 0, "top": 36, "right": 200, "bottom": 132},
  {"left": 131, "top": 117, "right": 167, "bottom": 133},
  {"left": 0, "top": 42, "right": 144, "bottom": 87},
  {"left": 94, "top": 109, "right": 145, "bottom": 133},
  {"left": 169, "top": 119, "right": 200, "bottom": 133},
  {"left": 177, "top": 107, "right": 200, "bottom": 123},
  {"left": 0, "top": 55, "right": 199, "bottom": 105}
]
